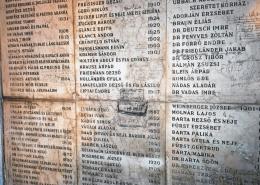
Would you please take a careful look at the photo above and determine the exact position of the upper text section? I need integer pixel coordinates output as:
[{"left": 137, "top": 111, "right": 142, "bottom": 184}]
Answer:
[{"left": 1, "top": 0, "right": 75, "bottom": 99}]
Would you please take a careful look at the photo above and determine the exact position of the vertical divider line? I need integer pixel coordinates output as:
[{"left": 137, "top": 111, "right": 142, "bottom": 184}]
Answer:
[
  {"left": 71, "top": 0, "right": 79, "bottom": 184},
  {"left": 0, "top": 91, "right": 4, "bottom": 185},
  {"left": 0, "top": 28, "right": 5, "bottom": 185},
  {"left": 164, "top": 0, "right": 168, "bottom": 184}
]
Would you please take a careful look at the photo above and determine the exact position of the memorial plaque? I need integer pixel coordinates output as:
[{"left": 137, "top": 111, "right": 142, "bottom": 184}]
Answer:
[
  {"left": 75, "top": 0, "right": 166, "bottom": 101},
  {"left": 4, "top": 100, "right": 76, "bottom": 185},
  {"left": 77, "top": 100, "right": 165, "bottom": 185},
  {"left": 166, "top": 103, "right": 260, "bottom": 185},
  {"left": 0, "top": 0, "right": 75, "bottom": 99},
  {"left": 1, "top": 0, "right": 260, "bottom": 184},
  {"left": 167, "top": 0, "right": 260, "bottom": 103}
]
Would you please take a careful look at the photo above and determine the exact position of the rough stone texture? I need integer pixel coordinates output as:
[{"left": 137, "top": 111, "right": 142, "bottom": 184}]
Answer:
[
  {"left": 4, "top": 100, "right": 76, "bottom": 185},
  {"left": 77, "top": 100, "right": 165, "bottom": 185},
  {"left": 166, "top": 103, "right": 260, "bottom": 185},
  {"left": 0, "top": 0, "right": 75, "bottom": 99},
  {"left": 167, "top": 0, "right": 260, "bottom": 104},
  {"left": 74, "top": 0, "right": 167, "bottom": 101},
  {"left": 0, "top": 0, "right": 260, "bottom": 185}
]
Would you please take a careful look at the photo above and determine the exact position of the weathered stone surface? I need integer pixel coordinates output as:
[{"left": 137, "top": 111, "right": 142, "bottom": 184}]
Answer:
[
  {"left": 75, "top": 0, "right": 166, "bottom": 101},
  {"left": 0, "top": 0, "right": 75, "bottom": 99},
  {"left": 167, "top": 0, "right": 260, "bottom": 103},
  {"left": 77, "top": 100, "right": 165, "bottom": 185},
  {"left": 1, "top": 0, "right": 260, "bottom": 185},
  {"left": 4, "top": 100, "right": 76, "bottom": 185},
  {"left": 166, "top": 103, "right": 260, "bottom": 185}
]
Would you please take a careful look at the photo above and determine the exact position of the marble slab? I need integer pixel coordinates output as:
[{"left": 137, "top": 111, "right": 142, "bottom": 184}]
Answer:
[
  {"left": 75, "top": 0, "right": 166, "bottom": 101},
  {"left": 166, "top": 103, "right": 260, "bottom": 185},
  {"left": 167, "top": 0, "right": 260, "bottom": 104},
  {"left": 4, "top": 100, "right": 77, "bottom": 185},
  {"left": 77, "top": 100, "right": 166, "bottom": 185},
  {"left": 1, "top": 0, "right": 75, "bottom": 99}
]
